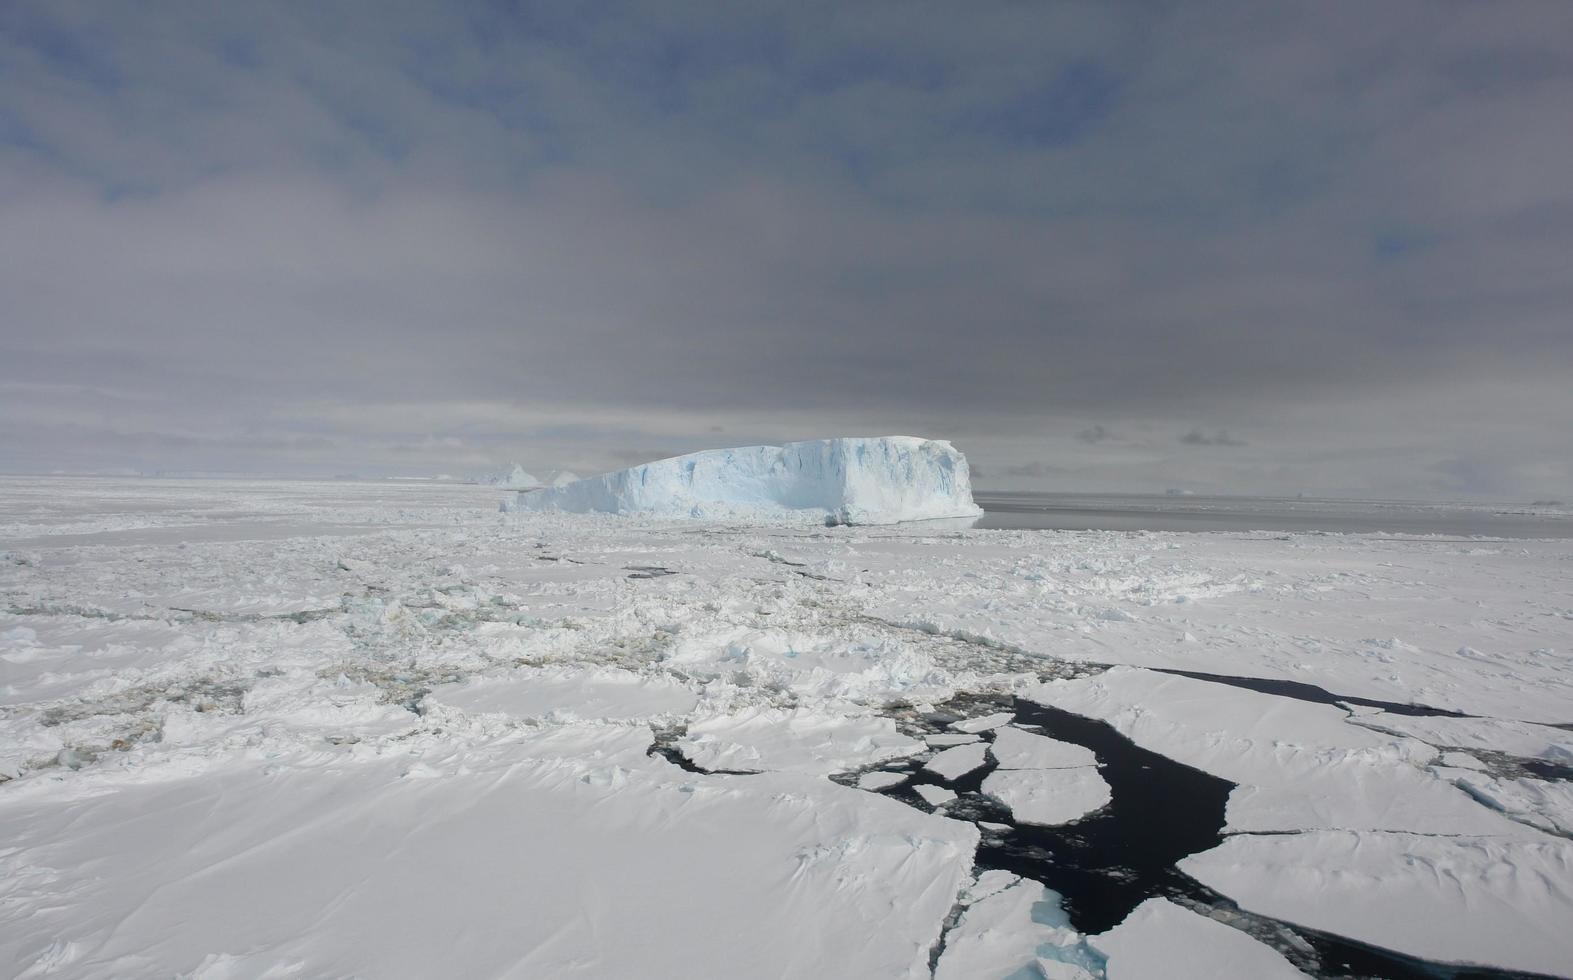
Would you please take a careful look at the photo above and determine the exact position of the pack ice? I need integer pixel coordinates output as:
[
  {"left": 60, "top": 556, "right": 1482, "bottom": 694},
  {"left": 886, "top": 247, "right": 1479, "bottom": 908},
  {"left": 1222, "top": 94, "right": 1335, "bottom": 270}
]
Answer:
[
  {"left": 6, "top": 474, "right": 1573, "bottom": 978},
  {"left": 509, "top": 436, "right": 982, "bottom": 525}
]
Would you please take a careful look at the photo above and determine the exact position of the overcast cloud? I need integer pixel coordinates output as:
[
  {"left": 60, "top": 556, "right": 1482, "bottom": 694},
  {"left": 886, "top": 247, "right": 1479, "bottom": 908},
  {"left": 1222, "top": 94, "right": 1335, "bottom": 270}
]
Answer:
[{"left": 2, "top": 1, "right": 1570, "bottom": 498}]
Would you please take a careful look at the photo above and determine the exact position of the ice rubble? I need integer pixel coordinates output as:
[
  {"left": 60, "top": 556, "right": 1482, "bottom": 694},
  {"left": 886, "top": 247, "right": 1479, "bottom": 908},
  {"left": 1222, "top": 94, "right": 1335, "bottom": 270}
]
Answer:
[
  {"left": 426, "top": 665, "right": 699, "bottom": 724},
  {"left": 509, "top": 436, "right": 982, "bottom": 525},
  {"left": 676, "top": 706, "right": 924, "bottom": 774}
]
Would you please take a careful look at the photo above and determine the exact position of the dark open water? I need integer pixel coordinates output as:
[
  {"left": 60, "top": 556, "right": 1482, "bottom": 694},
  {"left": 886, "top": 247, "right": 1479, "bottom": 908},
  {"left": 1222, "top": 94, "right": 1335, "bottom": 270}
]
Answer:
[{"left": 974, "top": 492, "right": 1573, "bottom": 538}]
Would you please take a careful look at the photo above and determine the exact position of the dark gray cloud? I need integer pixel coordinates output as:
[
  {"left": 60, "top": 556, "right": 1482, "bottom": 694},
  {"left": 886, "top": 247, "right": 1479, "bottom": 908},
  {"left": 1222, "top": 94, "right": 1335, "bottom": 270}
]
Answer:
[
  {"left": 1, "top": 1, "right": 1570, "bottom": 498},
  {"left": 1077, "top": 425, "right": 1118, "bottom": 445},
  {"left": 1180, "top": 429, "right": 1248, "bottom": 448}
]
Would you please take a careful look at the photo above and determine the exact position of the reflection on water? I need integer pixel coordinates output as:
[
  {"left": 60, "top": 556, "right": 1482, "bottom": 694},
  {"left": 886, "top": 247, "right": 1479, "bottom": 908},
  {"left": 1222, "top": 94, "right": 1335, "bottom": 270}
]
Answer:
[{"left": 973, "top": 492, "right": 1573, "bottom": 538}]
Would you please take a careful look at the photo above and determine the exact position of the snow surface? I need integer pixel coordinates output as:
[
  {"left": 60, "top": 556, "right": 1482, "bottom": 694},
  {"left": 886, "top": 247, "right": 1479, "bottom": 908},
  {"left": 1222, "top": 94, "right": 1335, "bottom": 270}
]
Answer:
[
  {"left": 1023, "top": 668, "right": 1536, "bottom": 836},
  {"left": 927, "top": 732, "right": 982, "bottom": 746},
  {"left": 952, "top": 711, "right": 1014, "bottom": 733},
  {"left": 676, "top": 706, "right": 923, "bottom": 774},
  {"left": 427, "top": 664, "right": 699, "bottom": 723},
  {"left": 1182, "top": 831, "right": 1573, "bottom": 976},
  {"left": 981, "top": 767, "right": 1112, "bottom": 826},
  {"left": 1433, "top": 766, "right": 1573, "bottom": 836},
  {"left": 925, "top": 741, "right": 990, "bottom": 781},
  {"left": 990, "top": 725, "right": 1099, "bottom": 769},
  {"left": 3, "top": 474, "right": 1572, "bottom": 976},
  {"left": 1351, "top": 711, "right": 1573, "bottom": 764},
  {"left": 1089, "top": 898, "right": 1309, "bottom": 979},
  {"left": 0, "top": 729, "right": 975, "bottom": 979},
  {"left": 858, "top": 770, "right": 909, "bottom": 791},
  {"left": 934, "top": 870, "right": 1102, "bottom": 980},
  {"left": 511, "top": 436, "right": 982, "bottom": 525}
]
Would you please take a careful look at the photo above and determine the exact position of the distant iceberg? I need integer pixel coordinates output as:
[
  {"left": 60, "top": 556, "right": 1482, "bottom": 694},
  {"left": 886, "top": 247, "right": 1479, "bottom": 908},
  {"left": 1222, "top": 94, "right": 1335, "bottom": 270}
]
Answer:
[
  {"left": 508, "top": 437, "right": 982, "bottom": 525},
  {"left": 474, "top": 464, "right": 541, "bottom": 488}
]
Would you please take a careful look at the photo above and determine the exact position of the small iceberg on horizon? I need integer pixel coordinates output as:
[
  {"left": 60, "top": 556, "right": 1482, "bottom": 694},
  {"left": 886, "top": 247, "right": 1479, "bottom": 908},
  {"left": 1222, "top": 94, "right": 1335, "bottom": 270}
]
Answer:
[{"left": 506, "top": 436, "right": 983, "bottom": 526}]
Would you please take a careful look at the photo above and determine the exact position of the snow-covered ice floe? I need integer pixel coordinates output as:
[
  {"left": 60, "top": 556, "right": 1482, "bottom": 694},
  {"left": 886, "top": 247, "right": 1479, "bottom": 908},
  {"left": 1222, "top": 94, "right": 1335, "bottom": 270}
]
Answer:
[
  {"left": 934, "top": 870, "right": 1104, "bottom": 979},
  {"left": 1024, "top": 668, "right": 1534, "bottom": 836},
  {"left": 1182, "top": 831, "right": 1573, "bottom": 976},
  {"left": 925, "top": 741, "right": 990, "bottom": 780},
  {"left": 981, "top": 766, "right": 1112, "bottom": 826},
  {"left": 1088, "top": 898, "right": 1309, "bottom": 979},
  {"left": 508, "top": 435, "right": 982, "bottom": 525},
  {"left": 4, "top": 474, "right": 1573, "bottom": 977},
  {"left": 0, "top": 728, "right": 976, "bottom": 979}
]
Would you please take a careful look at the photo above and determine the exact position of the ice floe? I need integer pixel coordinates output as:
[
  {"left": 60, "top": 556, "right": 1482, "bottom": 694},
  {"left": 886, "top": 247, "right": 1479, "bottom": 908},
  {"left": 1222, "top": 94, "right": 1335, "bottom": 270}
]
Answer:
[
  {"left": 0, "top": 730, "right": 976, "bottom": 979},
  {"left": 1181, "top": 830, "right": 1573, "bottom": 975},
  {"left": 981, "top": 767, "right": 1112, "bottom": 826},
  {"left": 1089, "top": 898, "right": 1309, "bottom": 979},
  {"left": 934, "top": 870, "right": 1102, "bottom": 980},
  {"left": 990, "top": 725, "right": 1099, "bottom": 769},
  {"left": 1022, "top": 668, "right": 1530, "bottom": 835},
  {"left": 914, "top": 784, "right": 958, "bottom": 807},
  {"left": 952, "top": 711, "right": 1014, "bottom": 733},
  {"left": 925, "top": 741, "right": 990, "bottom": 781},
  {"left": 858, "top": 770, "right": 909, "bottom": 791}
]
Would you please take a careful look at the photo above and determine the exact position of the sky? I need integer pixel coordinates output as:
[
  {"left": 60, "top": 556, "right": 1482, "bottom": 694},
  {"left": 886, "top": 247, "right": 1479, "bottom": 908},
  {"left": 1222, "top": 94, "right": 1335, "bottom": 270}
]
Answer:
[{"left": 2, "top": 1, "right": 1571, "bottom": 499}]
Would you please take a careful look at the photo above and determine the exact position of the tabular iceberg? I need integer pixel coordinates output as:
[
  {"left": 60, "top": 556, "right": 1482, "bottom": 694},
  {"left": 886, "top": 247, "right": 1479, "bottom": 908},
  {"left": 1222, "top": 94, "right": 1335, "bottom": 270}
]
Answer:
[{"left": 510, "top": 436, "right": 983, "bottom": 525}]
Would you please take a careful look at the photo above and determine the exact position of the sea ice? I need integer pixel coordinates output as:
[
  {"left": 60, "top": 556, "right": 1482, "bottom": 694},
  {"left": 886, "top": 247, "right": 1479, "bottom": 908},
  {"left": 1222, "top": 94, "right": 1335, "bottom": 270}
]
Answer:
[
  {"left": 951, "top": 711, "right": 1014, "bottom": 733},
  {"left": 1024, "top": 668, "right": 1526, "bottom": 834},
  {"left": 924, "top": 742, "right": 990, "bottom": 781},
  {"left": 1181, "top": 830, "right": 1573, "bottom": 975},
  {"left": 4, "top": 475, "right": 1571, "bottom": 977},
  {"left": 934, "top": 871, "right": 1101, "bottom": 980},
  {"left": 1435, "top": 768, "right": 1573, "bottom": 836},
  {"left": 676, "top": 706, "right": 924, "bottom": 774},
  {"left": 914, "top": 784, "right": 957, "bottom": 807},
  {"left": 0, "top": 732, "right": 977, "bottom": 979},
  {"left": 661, "top": 625, "right": 954, "bottom": 703},
  {"left": 1089, "top": 898, "right": 1308, "bottom": 979},
  {"left": 857, "top": 770, "right": 909, "bottom": 791},
  {"left": 990, "top": 725, "right": 1099, "bottom": 769},
  {"left": 425, "top": 664, "right": 699, "bottom": 724},
  {"left": 1352, "top": 712, "right": 1573, "bottom": 764},
  {"left": 981, "top": 767, "right": 1111, "bottom": 826},
  {"left": 511, "top": 436, "right": 982, "bottom": 525},
  {"left": 926, "top": 732, "right": 982, "bottom": 746}
]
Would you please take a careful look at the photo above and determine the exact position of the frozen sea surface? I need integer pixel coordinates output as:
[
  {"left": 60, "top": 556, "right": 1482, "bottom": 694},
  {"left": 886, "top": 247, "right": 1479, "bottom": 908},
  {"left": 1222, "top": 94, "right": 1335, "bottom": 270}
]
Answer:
[{"left": 2, "top": 476, "right": 1571, "bottom": 978}]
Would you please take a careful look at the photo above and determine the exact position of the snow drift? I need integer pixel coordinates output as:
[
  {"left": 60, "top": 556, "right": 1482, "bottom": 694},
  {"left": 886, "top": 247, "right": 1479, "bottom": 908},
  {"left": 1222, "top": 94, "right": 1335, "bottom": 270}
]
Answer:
[{"left": 510, "top": 437, "right": 982, "bottom": 525}]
